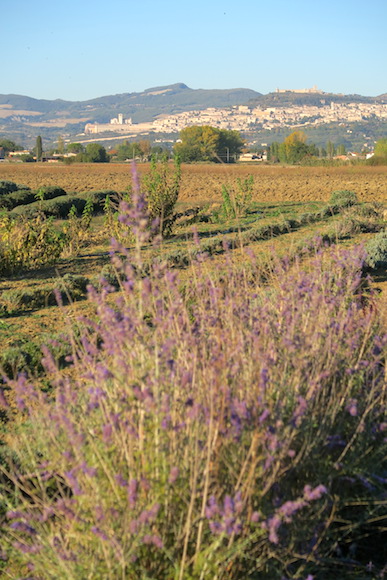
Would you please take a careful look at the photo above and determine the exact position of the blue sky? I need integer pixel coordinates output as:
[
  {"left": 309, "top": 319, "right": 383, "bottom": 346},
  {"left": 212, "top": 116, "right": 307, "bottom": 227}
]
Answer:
[{"left": 1, "top": 0, "right": 386, "bottom": 101}]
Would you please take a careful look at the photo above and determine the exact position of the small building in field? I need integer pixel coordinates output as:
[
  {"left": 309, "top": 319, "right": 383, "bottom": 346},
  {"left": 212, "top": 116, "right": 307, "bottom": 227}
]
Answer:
[
  {"left": 239, "top": 152, "right": 267, "bottom": 162},
  {"left": 8, "top": 150, "right": 31, "bottom": 157}
]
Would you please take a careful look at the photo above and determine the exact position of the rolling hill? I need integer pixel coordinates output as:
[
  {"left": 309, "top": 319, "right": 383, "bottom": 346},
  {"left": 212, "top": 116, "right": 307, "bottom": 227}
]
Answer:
[{"left": 0, "top": 83, "right": 386, "bottom": 148}]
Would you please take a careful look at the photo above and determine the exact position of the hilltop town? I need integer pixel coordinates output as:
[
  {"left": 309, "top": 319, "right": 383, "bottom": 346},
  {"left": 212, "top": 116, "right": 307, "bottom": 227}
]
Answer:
[
  {"left": 1, "top": 85, "right": 386, "bottom": 150},
  {"left": 84, "top": 88, "right": 387, "bottom": 139}
]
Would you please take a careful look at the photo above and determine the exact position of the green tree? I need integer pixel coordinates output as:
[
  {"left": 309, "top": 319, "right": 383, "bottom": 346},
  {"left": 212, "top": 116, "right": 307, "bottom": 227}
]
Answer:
[
  {"left": 174, "top": 126, "right": 218, "bottom": 162},
  {"left": 217, "top": 129, "right": 244, "bottom": 162},
  {"left": 281, "top": 131, "right": 309, "bottom": 164},
  {"left": 374, "top": 138, "right": 387, "bottom": 158},
  {"left": 36, "top": 136, "right": 43, "bottom": 162},
  {"left": 67, "top": 143, "right": 85, "bottom": 154},
  {"left": 268, "top": 142, "right": 281, "bottom": 162},
  {"left": 0, "top": 138, "right": 23, "bottom": 153},
  {"left": 116, "top": 141, "right": 142, "bottom": 161},
  {"left": 326, "top": 140, "right": 335, "bottom": 159},
  {"left": 150, "top": 145, "right": 169, "bottom": 159},
  {"left": 84, "top": 143, "right": 109, "bottom": 163},
  {"left": 57, "top": 136, "right": 65, "bottom": 155},
  {"left": 174, "top": 126, "right": 244, "bottom": 163},
  {"left": 336, "top": 144, "right": 346, "bottom": 156},
  {"left": 139, "top": 140, "right": 151, "bottom": 161},
  {"left": 269, "top": 132, "right": 317, "bottom": 164}
]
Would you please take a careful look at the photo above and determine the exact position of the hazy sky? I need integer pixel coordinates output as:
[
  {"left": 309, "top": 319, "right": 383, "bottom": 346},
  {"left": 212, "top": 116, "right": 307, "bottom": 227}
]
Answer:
[{"left": 2, "top": 0, "right": 386, "bottom": 101}]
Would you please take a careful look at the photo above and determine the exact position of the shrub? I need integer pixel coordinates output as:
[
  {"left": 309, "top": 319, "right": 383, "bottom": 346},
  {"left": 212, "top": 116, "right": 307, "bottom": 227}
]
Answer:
[
  {"left": 1, "top": 287, "right": 55, "bottom": 311},
  {"left": 329, "top": 214, "right": 383, "bottom": 239},
  {"left": 10, "top": 191, "right": 118, "bottom": 220},
  {"left": 0, "top": 213, "right": 65, "bottom": 275},
  {"left": 1, "top": 275, "right": 89, "bottom": 313},
  {"left": 1, "top": 192, "right": 386, "bottom": 579},
  {"left": 329, "top": 190, "right": 358, "bottom": 207},
  {"left": 0, "top": 334, "right": 72, "bottom": 379},
  {"left": 142, "top": 156, "right": 181, "bottom": 237},
  {"left": 0, "top": 185, "right": 66, "bottom": 210},
  {"left": 11, "top": 195, "right": 87, "bottom": 219},
  {"left": 348, "top": 202, "right": 382, "bottom": 219},
  {"left": 365, "top": 230, "right": 387, "bottom": 269},
  {"left": 37, "top": 186, "right": 67, "bottom": 199},
  {"left": 219, "top": 183, "right": 235, "bottom": 220},
  {"left": 0, "top": 180, "right": 19, "bottom": 196},
  {"left": 0, "top": 190, "right": 36, "bottom": 210},
  {"left": 55, "top": 273, "right": 89, "bottom": 298},
  {"left": 366, "top": 155, "right": 387, "bottom": 166},
  {"left": 90, "top": 264, "right": 123, "bottom": 289},
  {"left": 234, "top": 175, "right": 254, "bottom": 216},
  {"left": 216, "top": 176, "right": 254, "bottom": 221},
  {"left": 0, "top": 341, "right": 43, "bottom": 378}
]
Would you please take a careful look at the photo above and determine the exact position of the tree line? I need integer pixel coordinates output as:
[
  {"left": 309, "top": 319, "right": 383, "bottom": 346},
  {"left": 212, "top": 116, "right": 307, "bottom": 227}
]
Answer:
[
  {"left": 2, "top": 132, "right": 387, "bottom": 166},
  {"left": 266, "top": 131, "right": 349, "bottom": 164}
]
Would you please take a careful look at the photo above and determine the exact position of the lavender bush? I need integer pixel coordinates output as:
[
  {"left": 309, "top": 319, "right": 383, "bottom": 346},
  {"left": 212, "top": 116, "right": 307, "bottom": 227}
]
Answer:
[{"left": 1, "top": 168, "right": 386, "bottom": 579}]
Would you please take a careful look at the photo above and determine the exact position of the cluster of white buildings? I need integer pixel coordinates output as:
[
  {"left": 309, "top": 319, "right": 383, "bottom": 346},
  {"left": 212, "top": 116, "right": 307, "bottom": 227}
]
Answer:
[
  {"left": 84, "top": 99, "right": 387, "bottom": 137},
  {"left": 86, "top": 114, "right": 143, "bottom": 135}
]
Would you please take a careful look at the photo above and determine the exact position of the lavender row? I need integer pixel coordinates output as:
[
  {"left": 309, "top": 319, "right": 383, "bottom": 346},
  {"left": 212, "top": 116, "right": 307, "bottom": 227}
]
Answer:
[{"left": 1, "top": 178, "right": 386, "bottom": 579}]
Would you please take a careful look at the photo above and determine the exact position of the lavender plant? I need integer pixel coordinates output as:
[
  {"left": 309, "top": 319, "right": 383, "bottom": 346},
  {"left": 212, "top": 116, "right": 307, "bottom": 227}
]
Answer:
[{"left": 1, "top": 167, "right": 386, "bottom": 579}]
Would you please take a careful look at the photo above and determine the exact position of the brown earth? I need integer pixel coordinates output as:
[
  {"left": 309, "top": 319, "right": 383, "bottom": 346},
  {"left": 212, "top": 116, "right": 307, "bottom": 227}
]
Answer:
[{"left": 0, "top": 163, "right": 386, "bottom": 203}]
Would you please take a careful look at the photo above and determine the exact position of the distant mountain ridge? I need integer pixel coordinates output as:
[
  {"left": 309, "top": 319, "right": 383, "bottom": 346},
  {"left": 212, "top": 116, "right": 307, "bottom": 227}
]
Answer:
[
  {"left": 0, "top": 83, "right": 386, "bottom": 147},
  {"left": 0, "top": 84, "right": 261, "bottom": 122}
]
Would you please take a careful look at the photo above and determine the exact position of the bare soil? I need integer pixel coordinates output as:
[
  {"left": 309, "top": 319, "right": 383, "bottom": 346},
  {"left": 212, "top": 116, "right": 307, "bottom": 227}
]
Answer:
[{"left": 0, "top": 163, "right": 386, "bottom": 202}]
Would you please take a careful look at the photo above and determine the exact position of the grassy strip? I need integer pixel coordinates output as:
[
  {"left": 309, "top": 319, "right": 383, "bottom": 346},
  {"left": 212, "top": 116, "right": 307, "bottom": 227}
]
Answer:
[{"left": 160, "top": 203, "right": 357, "bottom": 267}]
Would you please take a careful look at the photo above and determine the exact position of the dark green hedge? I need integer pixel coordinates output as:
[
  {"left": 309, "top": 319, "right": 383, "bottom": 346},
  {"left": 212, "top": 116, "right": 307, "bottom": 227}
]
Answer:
[
  {"left": 10, "top": 190, "right": 119, "bottom": 219},
  {"left": 0, "top": 180, "right": 29, "bottom": 196},
  {"left": 0, "top": 190, "right": 37, "bottom": 210},
  {"left": 0, "top": 184, "right": 66, "bottom": 209}
]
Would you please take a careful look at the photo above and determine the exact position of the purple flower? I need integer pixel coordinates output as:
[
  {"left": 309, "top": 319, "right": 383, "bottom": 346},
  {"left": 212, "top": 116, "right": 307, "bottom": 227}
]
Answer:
[
  {"left": 128, "top": 479, "right": 138, "bottom": 508},
  {"left": 303, "top": 484, "right": 327, "bottom": 501},
  {"left": 80, "top": 462, "right": 97, "bottom": 477},
  {"left": 205, "top": 496, "right": 219, "bottom": 519},
  {"left": 64, "top": 470, "right": 83, "bottom": 496},
  {"left": 142, "top": 534, "right": 163, "bottom": 549},
  {"left": 10, "top": 521, "right": 37, "bottom": 535},
  {"left": 259, "top": 408, "right": 270, "bottom": 423},
  {"left": 168, "top": 466, "right": 179, "bottom": 484},
  {"left": 206, "top": 492, "right": 244, "bottom": 536},
  {"left": 129, "top": 519, "right": 140, "bottom": 534},
  {"left": 345, "top": 398, "right": 358, "bottom": 416},
  {"left": 267, "top": 514, "right": 281, "bottom": 544},
  {"left": 278, "top": 499, "right": 306, "bottom": 521},
  {"left": 6, "top": 511, "right": 28, "bottom": 520},
  {"left": 91, "top": 526, "right": 109, "bottom": 541},
  {"left": 115, "top": 473, "right": 128, "bottom": 487},
  {"left": 12, "top": 541, "right": 40, "bottom": 554},
  {"left": 102, "top": 423, "right": 113, "bottom": 444}
]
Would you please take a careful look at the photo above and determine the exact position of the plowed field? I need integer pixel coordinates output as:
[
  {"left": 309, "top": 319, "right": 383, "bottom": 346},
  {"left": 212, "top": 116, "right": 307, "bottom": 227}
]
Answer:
[{"left": 1, "top": 163, "right": 386, "bottom": 202}]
